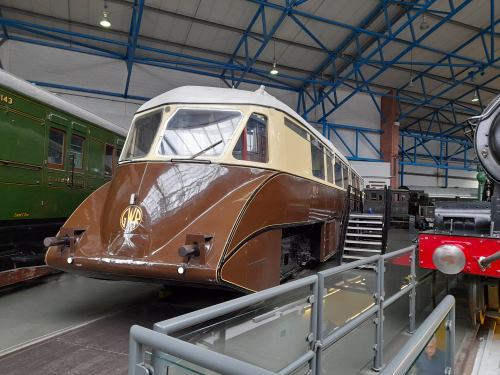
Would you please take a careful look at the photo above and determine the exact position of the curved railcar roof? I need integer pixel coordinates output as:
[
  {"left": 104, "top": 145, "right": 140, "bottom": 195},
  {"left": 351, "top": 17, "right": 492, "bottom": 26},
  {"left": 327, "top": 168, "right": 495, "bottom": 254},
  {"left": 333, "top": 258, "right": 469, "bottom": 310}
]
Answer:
[
  {"left": 0, "top": 68, "right": 126, "bottom": 136},
  {"left": 138, "top": 85, "right": 348, "bottom": 164}
]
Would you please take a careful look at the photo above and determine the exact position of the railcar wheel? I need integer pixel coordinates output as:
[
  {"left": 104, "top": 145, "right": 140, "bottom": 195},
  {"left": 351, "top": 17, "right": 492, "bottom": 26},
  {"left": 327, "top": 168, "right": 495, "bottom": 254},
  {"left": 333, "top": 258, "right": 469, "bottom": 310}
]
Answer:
[{"left": 468, "top": 277, "right": 486, "bottom": 327}]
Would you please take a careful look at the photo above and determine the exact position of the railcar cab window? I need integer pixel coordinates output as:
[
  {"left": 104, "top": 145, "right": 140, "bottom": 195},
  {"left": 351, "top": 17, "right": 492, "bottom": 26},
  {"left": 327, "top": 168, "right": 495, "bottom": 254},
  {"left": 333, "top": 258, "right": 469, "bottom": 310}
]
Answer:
[
  {"left": 69, "top": 134, "right": 84, "bottom": 170},
  {"left": 48, "top": 128, "right": 65, "bottom": 169},
  {"left": 123, "top": 109, "right": 163, "bottom": 160},
  {"left": 158, "top": 108, "right": 242, "bottom": 158},
  {"left": 311, "top": 138, "right": 325, "bottom": 179},
  {"left": 334, "top": 158, "right": 343, "bottom": 187},
  {"left": 232, "top": 113, "right": 268, "bottom": 163}
]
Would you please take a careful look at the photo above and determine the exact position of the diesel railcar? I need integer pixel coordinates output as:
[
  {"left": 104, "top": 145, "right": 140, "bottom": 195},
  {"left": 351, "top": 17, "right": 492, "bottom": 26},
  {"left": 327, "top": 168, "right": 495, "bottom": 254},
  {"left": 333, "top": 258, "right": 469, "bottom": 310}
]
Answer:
[
  {"left": 0, "top": 68, "right": 126, "bottom": 287},
  {"left": 419, "top": 94, "right": 500, "bottom": 325},
  {"left": 46, "top": 85, "right": 363, "bottom": 292}
]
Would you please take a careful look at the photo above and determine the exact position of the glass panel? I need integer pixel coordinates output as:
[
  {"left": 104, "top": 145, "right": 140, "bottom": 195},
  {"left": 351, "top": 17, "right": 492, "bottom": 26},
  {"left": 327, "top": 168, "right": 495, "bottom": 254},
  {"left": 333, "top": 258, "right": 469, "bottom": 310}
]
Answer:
[
  {"left": 150, "top": 352, "right": 221, "bottom": 375},
  {"left": 233, "top": 113, "right": 268, "bottom": 163},
  {"left": 48, "top": 128, "right": 65, "bottom": 167},
  {"left": 104, "top": 144, "right": 114, "bottom": 177},
  {"left": 326, "top": 154, "right": 333, "bottom": 183},
  {"left": 384, "top": 252, "right": 412, "bottom": 299},
  {"left": 69, "top": 135, "right": 84, "bottom": 169},
  {"left": 170, "top": 286, "right": 313, "bottom": 372},
  {"left": 311, "top": 139, "right": 325, "bottom": 179},
  {"left": 342, "top": 164, "right": 349, "bottom": 187},
  {"left": 407, "top": 321, "right": 449, "bottom": 375},
  {"left": 321, "top": 264, "right": 377, "bottom": 339},
  {"left": 123, "top": 109, "right": 163, "bottom": 159},
  {"left": 334, "top": 159, "right": 343, "bottom": 187},
  {"left": 159, "top": 109, "right": 242, "bottom": 158},
  {"left": 321, "top": 315, "right": 375, "bottom": 373}
]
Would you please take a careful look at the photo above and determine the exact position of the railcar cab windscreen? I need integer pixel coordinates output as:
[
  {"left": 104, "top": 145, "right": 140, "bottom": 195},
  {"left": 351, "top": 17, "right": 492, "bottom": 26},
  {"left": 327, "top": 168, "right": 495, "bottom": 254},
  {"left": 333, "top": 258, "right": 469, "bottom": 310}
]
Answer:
[{"left": 45, "top": 86, "right": 363, "bottom": 292}]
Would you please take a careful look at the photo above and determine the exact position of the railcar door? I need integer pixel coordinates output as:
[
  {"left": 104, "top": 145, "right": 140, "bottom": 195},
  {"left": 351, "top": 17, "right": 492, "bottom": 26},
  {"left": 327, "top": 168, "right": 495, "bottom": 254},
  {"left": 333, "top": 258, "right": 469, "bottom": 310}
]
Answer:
[{"left": 44, "top": 113, "right": 72, "bottom": 219}]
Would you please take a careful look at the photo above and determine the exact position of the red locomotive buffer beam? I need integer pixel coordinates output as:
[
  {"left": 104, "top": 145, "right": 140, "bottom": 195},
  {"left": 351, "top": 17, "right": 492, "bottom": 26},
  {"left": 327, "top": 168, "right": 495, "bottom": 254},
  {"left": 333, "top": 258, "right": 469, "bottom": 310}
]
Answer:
[{"left": 419, "top": 233, "right": 500, "bottom": 278}]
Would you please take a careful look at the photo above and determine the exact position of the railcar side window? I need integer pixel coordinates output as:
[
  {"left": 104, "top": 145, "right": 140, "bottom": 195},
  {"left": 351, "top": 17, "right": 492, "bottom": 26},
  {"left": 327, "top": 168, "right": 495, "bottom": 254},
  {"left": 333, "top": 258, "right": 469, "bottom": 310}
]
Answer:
[
  {"left": 311, "top": 138, "right": 325, "bottom": 179},
  {"left": 342, "top": 164, "right": 349, "bottom": 188},
  {"left": 326, "top": 153, "right": 334, "bottom": 183},
  {"left": 123, "top": 110, "right": 163, "bottom": 159},
  {"left": 334, "top": 158, "right": 343, "bottom": 187},
  {"left": 69, "top": 134, "right": 84, "bottom": 170},
  {"left": 285, "top": 118, "right": 308, "bottom": 140},
  {"left": 159, "top": 109, "right": 242, "bottom": 158},
  {"left": 104, "top": 144, "right": 114, "bottom": 176},
  {"left": 233, "top": 113, "right": 268, "bottom": 163},
  {"left": 48, "top": 128, "right": 65, "bottom": 168}
]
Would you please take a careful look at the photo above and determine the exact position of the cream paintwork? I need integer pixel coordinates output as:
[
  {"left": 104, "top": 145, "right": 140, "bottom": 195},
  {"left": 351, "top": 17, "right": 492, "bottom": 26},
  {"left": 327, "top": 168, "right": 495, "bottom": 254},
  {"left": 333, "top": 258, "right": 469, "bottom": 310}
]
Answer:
[{"left": 119, "top": 103, "right": 363, "bottom": 191}]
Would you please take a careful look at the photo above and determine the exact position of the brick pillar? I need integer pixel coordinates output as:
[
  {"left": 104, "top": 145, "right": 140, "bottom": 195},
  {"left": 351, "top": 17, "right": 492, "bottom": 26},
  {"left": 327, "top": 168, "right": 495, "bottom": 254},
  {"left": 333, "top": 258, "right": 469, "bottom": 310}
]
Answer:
[{"left": 380, "top": 89, "right": 400, "bottom": 188}]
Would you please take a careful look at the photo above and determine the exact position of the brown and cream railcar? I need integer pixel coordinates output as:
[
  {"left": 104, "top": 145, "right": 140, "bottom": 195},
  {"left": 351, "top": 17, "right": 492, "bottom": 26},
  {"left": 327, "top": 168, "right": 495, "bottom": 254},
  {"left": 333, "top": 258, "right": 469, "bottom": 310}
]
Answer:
[{"left": 45, "top": 86, "right": 363, "bottom": 292}]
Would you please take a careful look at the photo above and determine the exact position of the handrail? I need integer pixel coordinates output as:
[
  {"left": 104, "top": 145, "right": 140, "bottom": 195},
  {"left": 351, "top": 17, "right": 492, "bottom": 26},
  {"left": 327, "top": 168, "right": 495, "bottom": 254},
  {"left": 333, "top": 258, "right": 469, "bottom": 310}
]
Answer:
[
  {"left": 380, "top": 295, "right": 455, "bottom": 375},
  {"left": 338, "top": 184, "right": 352, "bottom": 261},
  {"left": 381, "top": 186, "right": 391, "bottom": 254},
  {"left": 128, "top": 244, "right": 452, "bottom": 375}
]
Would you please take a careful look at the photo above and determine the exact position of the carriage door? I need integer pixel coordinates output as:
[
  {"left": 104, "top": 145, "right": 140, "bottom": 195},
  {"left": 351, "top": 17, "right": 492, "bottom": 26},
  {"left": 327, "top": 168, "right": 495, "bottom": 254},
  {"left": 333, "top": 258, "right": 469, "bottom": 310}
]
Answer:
[
  {"left": 44, "top": 113, "right": 71, "bottom": 218},
  {"left": 67, "top": 122, "right": 88, "bottom": 205}
]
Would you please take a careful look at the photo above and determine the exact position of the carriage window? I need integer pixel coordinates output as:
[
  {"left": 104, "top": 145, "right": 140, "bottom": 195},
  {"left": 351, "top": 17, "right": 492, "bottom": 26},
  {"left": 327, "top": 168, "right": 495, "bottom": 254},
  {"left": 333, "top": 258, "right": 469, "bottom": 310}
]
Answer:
[
  {"left": 285, "top": 118, "right": 308, "bottom": 140},
  {"left": 159, "top": 109, "right": 242, "bottom": 158},
  {"left": 233, "top": 113, "right": 268, "bottom": 163},
  {"left": 326, "top": 153, "right": 333, "bottom": 183},
  {"left": 311, "top": 138, "right": 325, "bottom": 179},
  {"left": 123, "top": 109, "right": 162, "bottom": 159},
  {"left": 342, "top": 164, "right": 349, "bottom": 187},
  {"left": 104, "top": 144, "right": 114, "bottom": 176},
  {"left": 334, "top": 159, "right": 343, "bottom": 187},
  {"left": 69, "top": 134, "right": 84, "bottom": 170},
  {"left": 48, "top": 128, "right": 65, "bottom": 168}
]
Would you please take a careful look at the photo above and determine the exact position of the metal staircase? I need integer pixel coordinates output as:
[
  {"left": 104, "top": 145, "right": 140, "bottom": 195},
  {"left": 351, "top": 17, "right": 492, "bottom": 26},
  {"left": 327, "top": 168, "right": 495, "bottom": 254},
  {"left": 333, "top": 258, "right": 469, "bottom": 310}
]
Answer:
[
  {"left": 340, "top": 186, "right": 390, "bottom": 264},
  {"left": 342, "top": 213, "right": 384, "bottom": 262}
]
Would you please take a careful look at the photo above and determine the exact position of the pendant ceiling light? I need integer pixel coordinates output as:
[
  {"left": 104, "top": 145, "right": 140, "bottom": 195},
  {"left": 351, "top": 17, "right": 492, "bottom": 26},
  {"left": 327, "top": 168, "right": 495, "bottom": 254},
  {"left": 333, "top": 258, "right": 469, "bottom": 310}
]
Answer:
[
  {"left": 100, "top": 1, "right": 111, "bottom": 28},
  {"left": 270, "top": 40, "right": 279, "bottom": 75}
]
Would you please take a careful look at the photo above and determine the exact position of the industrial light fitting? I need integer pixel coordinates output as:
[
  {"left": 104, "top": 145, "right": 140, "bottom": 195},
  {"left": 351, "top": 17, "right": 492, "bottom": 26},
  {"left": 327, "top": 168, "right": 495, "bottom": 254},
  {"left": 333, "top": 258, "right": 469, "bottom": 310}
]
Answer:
[
  {"left": 270, "top": 60, "right": 279, "bottom": 75},
  {"left": 409, "top": 74, "right": 415, "bottom": 87},
  {"left": 472, "top": 91, "right": 480, "bottom": 103},
  {"left": 419, "top": 14, "right": 429, "bottom": 30},
  {"left": 100, "top": 1, "right": 111, "bottom": 28}
]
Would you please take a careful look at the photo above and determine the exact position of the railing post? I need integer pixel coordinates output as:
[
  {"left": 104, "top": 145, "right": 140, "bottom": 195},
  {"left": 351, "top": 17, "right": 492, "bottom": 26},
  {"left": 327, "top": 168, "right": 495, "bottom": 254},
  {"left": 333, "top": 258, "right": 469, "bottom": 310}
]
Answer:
[
  {"left": 373, "top": 256, "right": 385, "bottom": 371},
  {"left": 408, "top": 246, "right": 416, "bottom": 334},
  {"left": 315, "top": 274, "right": 324, "bottom": 375}
]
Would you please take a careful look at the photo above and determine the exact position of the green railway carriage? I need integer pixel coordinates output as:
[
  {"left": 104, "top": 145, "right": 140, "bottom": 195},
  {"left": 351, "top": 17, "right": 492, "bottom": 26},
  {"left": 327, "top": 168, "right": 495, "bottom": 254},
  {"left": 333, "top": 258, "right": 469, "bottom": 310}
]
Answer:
[{"left": 0, "top": 68, "right": 126, "bottom": 286}]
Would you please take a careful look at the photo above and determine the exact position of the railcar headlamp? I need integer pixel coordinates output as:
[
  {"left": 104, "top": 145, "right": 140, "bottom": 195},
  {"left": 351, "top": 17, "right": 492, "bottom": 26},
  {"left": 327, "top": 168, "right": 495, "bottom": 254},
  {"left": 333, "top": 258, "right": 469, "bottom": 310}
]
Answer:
[
  {"left": 432, "top": 244, "right": 465, "bottom": 274},
  {"left": 67, "top": 257, "right": 73, "bottom": 264},
  {"left": 177, "top": 265, "right": 186, "bottom": 275}
]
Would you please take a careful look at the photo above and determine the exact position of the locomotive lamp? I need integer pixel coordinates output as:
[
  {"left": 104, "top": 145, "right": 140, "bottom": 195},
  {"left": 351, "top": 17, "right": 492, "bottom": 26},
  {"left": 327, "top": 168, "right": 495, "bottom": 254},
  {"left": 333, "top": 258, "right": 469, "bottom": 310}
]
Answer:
[{"left": 432, "top": 244, "right": 466, "bottom": 274}]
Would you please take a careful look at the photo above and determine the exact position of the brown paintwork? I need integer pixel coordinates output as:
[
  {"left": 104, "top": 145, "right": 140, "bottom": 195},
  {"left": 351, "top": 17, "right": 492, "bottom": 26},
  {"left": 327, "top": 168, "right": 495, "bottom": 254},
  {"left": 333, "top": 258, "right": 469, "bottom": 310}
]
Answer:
[
  {"left": 220, "top": 229, "right": 282, "bottom": 291},
  {"left": 46, "top": 161, "right": 346, "bottom": 292},
  {"left": 0, "top": 265, "right": 58, "bottom": 288}
]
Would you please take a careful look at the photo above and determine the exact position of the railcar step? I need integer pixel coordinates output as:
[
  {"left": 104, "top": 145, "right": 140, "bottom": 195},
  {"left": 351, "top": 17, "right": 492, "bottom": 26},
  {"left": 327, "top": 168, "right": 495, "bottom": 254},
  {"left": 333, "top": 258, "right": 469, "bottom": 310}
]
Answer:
[
  {"left": 344, "top": 247, "right": 382, "bottom": 253},
  {"left": 347, "top": 226, "right": 383, "bottom": 231},
  {"left": 349, "top": 214, "right": 383, "bottom": 219},
  {"left": 345, "top": 233, "right": 382, "bottom": 238},
  {"left": 346, "top": 220, "right": 383, "bottom": 224},
  {"left": 344, "top": 240, "right": 382, "bottom": 245}
]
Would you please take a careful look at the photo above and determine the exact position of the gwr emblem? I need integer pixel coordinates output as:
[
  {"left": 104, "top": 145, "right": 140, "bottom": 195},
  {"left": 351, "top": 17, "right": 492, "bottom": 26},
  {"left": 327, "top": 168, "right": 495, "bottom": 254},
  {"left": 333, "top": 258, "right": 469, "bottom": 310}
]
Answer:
[{"left": 120, "top": 205, "right": 143, "bottom": 232}]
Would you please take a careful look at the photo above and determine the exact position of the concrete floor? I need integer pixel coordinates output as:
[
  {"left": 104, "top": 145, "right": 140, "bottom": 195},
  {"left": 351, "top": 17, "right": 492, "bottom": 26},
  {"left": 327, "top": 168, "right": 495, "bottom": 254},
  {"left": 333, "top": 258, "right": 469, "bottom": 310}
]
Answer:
[{"left": 0, "top": 228, "right": 477, "bottom": 374}]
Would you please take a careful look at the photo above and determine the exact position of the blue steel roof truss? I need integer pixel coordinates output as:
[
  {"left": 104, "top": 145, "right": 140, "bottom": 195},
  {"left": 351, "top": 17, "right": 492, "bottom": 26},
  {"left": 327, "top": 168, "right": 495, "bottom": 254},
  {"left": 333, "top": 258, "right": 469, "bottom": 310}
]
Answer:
[{"left": 0, "top": 0, "right": 496, "bottom": 171}]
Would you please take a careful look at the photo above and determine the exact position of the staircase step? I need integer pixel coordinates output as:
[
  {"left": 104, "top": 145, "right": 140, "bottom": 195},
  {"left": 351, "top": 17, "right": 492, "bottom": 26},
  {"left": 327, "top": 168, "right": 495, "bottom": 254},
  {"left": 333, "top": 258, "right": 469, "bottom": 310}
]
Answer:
[
  {"left": 345, "top": 240, "right": 382, "bottom": 245},
  {"left": 342, "top": 255, "right": 367, "bottom": 260},
  {"left": 350, "top": 214, "right": 383, "bottom": 219},
  {"left": 344, "top": 247, "right": 382, "bottom": 253},
  {"left": 347, "top": 220, "right": 383, "bottom": 224},
  {"left": 346, "top": 233, "right": 382, "bottom": 238},
  {"left": 347, "top": 226, "right": 382, "bottom": 231},
  {"left": 344, "top": 246, "right": 382, "bottom": 253}
]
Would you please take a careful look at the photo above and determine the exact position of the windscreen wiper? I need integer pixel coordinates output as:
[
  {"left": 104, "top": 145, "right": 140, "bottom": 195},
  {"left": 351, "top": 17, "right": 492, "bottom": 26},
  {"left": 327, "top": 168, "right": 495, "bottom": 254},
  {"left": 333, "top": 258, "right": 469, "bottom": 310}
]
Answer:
[{"left": 189, "top": 139, "right": 223, "bottom": 159}]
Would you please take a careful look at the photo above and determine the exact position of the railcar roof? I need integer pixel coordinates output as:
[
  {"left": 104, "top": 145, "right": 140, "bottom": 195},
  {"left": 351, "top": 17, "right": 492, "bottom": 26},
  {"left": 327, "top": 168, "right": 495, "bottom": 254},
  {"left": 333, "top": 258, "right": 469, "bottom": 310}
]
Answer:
[
  {"left": 138, "top": 85, "right": 349, "bottom": 164},
  {"left": 0, "top": 68, "right": 126, "bottom": 136}
]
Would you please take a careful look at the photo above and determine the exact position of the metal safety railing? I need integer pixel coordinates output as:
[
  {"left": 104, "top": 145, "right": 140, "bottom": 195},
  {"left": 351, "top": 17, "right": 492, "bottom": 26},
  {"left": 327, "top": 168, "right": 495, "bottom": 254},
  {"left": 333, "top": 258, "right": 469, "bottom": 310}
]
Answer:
[{"left": 129, "top": 244, "right": 454, "bottom": 375}]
